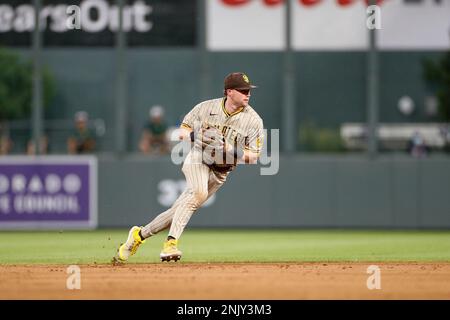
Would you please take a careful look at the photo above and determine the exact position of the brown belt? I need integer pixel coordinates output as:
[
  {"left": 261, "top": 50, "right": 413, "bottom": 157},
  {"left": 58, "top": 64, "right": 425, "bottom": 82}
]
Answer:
[{"left": 208, "top": 164, "right": 235, "bottom": 174}]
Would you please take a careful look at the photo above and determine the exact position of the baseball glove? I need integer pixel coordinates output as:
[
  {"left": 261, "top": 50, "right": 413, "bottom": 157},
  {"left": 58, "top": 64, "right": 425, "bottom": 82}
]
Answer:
[
  {"left": 194, "top": 126, "right": 226, "bottom": 165},
  {"left": 195, "top": 126, "right": 225, "bottom": 150}
]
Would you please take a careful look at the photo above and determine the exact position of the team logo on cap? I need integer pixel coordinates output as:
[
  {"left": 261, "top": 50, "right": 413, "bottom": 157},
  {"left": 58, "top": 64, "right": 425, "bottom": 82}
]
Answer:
[{"left": 242, "top": 74, "right": 250, "bottom": 83}]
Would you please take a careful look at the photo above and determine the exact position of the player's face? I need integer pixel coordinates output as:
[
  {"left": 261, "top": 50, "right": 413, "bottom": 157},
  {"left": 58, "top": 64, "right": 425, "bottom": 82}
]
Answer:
[
  {"left": 76, "top": 119, "right": 87, "bottom": 130},
  {"left": 229, "top": 88, "right": 251, "bottom": 107}
]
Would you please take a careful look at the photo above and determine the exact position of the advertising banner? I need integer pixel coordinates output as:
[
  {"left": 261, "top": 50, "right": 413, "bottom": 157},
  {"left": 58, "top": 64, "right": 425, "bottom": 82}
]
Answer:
[
  {"left": 378, "top": 0, "right": 450, "bottom": 50},
  {"left": 0, "top": 0, "right": 196, "bottom": 47},
  {"left": 0, "top": 156, "right": 97, "bottom": 229},
  {"left": 291, "top": 0, "right": 368, "bottom": 50},
  {"left": 207, "top": 0, "right": 286, "bottom": 51},
  {"left": 208, "top": 0, "right": 450, "bottom": 51}
]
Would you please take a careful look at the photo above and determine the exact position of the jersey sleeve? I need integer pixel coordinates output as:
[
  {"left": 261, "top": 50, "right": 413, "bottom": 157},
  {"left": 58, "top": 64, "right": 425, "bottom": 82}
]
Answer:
[
  {"left": 245, "top": 118, "right": 264, "bottom": 154},
  {"left": 180, "top": 102, "right": 203, "bottom": 130}
]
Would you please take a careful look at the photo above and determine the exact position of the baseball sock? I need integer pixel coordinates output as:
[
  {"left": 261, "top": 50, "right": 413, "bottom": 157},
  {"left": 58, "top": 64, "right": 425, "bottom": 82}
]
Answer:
[{"left": 138, "top": 230, "right": 145, "bottom": 241}]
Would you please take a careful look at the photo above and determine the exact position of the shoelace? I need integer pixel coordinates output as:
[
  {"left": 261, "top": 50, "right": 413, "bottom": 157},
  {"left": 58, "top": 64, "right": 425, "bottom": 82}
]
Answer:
[
  {"left": 130, "top": 238, "right": 142, "bottom": 254},
  {"left": 164, "top": 241, "right": 178, "bottom": 251}
]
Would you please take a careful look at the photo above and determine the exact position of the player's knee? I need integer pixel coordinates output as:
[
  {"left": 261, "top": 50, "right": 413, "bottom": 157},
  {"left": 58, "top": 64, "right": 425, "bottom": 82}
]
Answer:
[{"left": 192, "top": 189, "right": 208, "bottom": 206}]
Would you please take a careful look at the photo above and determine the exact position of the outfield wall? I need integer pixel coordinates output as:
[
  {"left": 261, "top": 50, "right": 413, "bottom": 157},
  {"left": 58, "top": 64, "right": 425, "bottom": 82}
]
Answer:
[{"left": 98, "top": 155, "right": 450, "bottom": 229}]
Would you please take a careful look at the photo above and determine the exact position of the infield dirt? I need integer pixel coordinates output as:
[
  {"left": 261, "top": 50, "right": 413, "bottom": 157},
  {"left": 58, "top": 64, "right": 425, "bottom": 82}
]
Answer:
[{"left": 1, "top": 263, "right": 449, "bottom": 299}]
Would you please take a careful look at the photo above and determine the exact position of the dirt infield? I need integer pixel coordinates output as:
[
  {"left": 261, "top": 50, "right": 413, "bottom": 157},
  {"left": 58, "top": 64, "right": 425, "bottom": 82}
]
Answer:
[{"left": 1, "top": 263, "right": 449, "bottom": 300}]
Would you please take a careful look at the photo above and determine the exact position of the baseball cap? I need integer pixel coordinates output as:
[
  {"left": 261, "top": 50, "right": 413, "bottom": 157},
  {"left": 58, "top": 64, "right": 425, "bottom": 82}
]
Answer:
[
  {"left": 149, "top": 105, "right": 164, "bottom": 118},
  {"left": 74, "top": 111, "right": 88, "bottom": 122},
  {"left": 224, "top": 72, "right": 257, "bottom": 91}
]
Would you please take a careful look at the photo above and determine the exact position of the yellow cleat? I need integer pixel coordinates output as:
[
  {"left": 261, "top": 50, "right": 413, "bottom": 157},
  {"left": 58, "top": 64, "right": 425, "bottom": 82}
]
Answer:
[
  {"left": 160, "top": 239, "right": 182, "bottom": 262},
  {"left": 116, "top": 226, "right": 146, "bottom": 262}
]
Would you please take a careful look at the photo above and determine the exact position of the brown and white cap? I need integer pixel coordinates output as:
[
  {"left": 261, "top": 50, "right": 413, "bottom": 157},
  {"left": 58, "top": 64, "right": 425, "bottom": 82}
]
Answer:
[{"left": 224, "top": 72, "right": 258, "bottom": 91}]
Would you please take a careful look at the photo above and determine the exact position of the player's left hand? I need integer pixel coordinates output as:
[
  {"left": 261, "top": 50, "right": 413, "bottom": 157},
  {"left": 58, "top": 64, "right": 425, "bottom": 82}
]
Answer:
[{"left": 196, "top": 127, "right": 225, "bottom": 150}]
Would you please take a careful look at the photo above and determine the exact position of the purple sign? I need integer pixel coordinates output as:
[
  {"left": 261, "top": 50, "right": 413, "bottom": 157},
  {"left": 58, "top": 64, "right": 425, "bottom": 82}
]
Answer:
[{"left": 0, "top": 156, "right": 97, "bottom": 229}]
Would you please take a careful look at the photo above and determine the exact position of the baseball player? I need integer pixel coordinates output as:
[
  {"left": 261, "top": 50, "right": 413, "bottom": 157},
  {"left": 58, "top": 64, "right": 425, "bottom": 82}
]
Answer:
[{"left": 114, "top": 72, "right": 264, "bottom": 262}]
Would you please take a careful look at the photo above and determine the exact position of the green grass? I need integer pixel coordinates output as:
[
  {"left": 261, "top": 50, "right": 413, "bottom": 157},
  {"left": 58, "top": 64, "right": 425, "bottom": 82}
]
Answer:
[{"left": 0, "top": 229, "right": 450, "bottom": 264}]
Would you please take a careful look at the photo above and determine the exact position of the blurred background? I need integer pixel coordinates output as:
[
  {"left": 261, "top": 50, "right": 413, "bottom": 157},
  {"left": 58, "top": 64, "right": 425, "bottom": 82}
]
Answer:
[{"left": 0, "top": 0, "right": 449, "bottom": 229}]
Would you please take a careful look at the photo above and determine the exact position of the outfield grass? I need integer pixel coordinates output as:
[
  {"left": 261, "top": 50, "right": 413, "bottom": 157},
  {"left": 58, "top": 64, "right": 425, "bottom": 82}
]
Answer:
[{"left": 0, "top": 229, "right": 449, "bottom": 264}]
